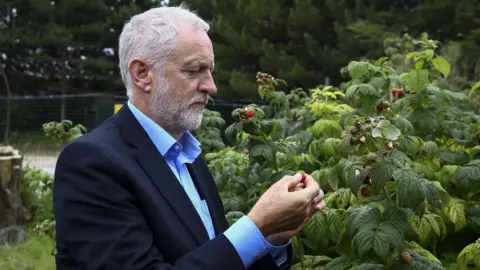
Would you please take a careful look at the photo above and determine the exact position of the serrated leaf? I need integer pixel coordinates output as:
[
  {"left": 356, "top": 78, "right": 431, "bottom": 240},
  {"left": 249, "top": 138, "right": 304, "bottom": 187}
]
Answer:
[
  {"left": 457, "top": 238, "right": 480, "bottom": 269},
  {"left": 304, "top": 212, "right": 329, "bottom": 245},
  {"left": 350, "top": 263, "right": 387, "bottom": 270},
  {"left": 382, "top": 207, "right": 411, "bottom": 233},
  {"left": 456, "top": 161, "right": 480, "bottom": 190},
  {"left": 443, "top": 197, "right": 468, "bottom": 232},
  {"left": 292, "top": 255, "right": 333, "bottom": 269},
  {"left": 419, "top": 179, "right": 449, "bottom": 209},
  {"left": 406, "top": 241, "right": 442, "bottom": 265},
  {"left": 407, "top": 69, "right": 429, "bottom": 93},
  {"left": 348, "top": 61, "right": 371, "bottom": 79},
  {"left": 312, "top": 119, "right": 343, "bottom": 138},
  {"left": 392, "top": 117, "right": 415, "bottom": 135},
  {"left": 250, "top": 144, "right": 275, "bottom": 164},
  {"left": 351, "top": 227, "right": 390, "bottom": 260},
  {"left": 346, "top": 84, "right": 378, "bottom": 100},
  {"left": 372, "top": 120, "right": 401, "bottom": 141},
  {"left": 370, "top": 161, "right": 397, "bottom": 192},
  {"left": 369, "top": 76, "right": 386, "bottom": 90},
  {"left": 324, "top": 255, "right": 356, "bottom": 270},
  {"left": 423, "top": 141, "right": 439, "bottom": 156},
  {"left": 432, "top": 56, "right": 451, "bottom": 78},
  {"left": 345, "top": 206, "right": 382, "bottom": 235},
  {"left": 393, "top": 169, "right": 425, "bottom": 210}
]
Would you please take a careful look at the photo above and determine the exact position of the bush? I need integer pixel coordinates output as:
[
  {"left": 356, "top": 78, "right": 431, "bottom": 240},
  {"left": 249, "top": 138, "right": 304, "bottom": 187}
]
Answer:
[{"left": 206, "top": 35, "right": 480, "bottom": 269}]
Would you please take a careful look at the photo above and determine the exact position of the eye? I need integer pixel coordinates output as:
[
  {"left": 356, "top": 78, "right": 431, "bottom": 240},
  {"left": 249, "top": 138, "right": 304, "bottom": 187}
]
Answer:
[{"left": 187, "top": 66, "right": 210, "bottom": 76}]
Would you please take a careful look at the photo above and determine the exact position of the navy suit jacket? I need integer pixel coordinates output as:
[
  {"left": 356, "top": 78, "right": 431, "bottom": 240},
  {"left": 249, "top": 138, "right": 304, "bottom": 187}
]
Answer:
[{"left": 53, "top": 104, "right": 292, "bottom": 270}]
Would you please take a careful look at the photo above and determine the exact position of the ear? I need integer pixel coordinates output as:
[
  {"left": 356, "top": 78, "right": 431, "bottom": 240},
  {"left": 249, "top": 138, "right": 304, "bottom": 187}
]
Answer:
[{"left": 128, "top": 58, "right": 154, "bottom": 93}]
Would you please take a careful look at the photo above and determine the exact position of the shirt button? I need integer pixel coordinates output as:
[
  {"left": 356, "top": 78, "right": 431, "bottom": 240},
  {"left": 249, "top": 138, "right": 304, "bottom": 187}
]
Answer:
[{"left": 174, "top": 145, "right": 180, "bottom": 151}]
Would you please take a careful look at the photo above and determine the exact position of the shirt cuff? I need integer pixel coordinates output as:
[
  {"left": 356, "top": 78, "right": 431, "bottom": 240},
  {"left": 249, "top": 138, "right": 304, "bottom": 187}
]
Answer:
[
  {"left": 265, "top": 237, "right": 291, "bottom": 266},
  {"left": 223, "top": 215, "right": 268, "bottom": 268}
]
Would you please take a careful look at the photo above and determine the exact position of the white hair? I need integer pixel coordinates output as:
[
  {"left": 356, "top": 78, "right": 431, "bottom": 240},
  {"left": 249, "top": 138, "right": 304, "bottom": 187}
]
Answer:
[{"left": 118, "top": 3, "right": 210, "bottom": 97}]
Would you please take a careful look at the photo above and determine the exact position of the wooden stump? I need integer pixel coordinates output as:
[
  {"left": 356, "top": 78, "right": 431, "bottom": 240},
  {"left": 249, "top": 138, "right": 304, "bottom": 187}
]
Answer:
[{"left": 0, "top": 146, "right": 31, "bottom": 230}]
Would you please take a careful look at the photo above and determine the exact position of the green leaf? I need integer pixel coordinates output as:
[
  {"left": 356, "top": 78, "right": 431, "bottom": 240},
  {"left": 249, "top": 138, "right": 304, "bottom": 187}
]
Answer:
[
  {"left": 457, "top": 238, "right": 480, "bottom": 269},
  {"left": 406, "top": 52, "right": 418, "bottom": 60},
  {"left": 443, "top": 197, "right": 468, "bottom": 232},
  {"left": 425, "top": 49, "right": 434, "bottom": 59},
  {"left": 392, "top": 117, "right": 415, "bottom": 135},
  {"left": 372, "top": 120, "right": 402, "bottom": 141},
  {"left": 258, "top": 87, "right": 267, "bottom": 98},
  {"left": 324, "top": 255, "right": 356, "bottom": 270},
  {"left": 456, "top": 161, "right": 480, "bottom": 190},
  {"left": 469, "top": 81, "right": 480, "bottom": 98},
  {"left": 407, "top": 241, "right": 443, "bottom": 265},
  {"left": 393, "top": 169, "right": 426, "bottom": 210},
  {"left": 250, "top": 144, "right": 275, "bottom": 164},
  {"left": 369, "top": 76, "right": 386, "bottom": 90},
  {"left": 304, "top": 212, "right": 329, "bottom": 246},
  {"left": 292, "top": 255, "right": 333, "bottom": 269},
  {"left": 370, "top": 161, "right": 397, "bottom": 192},
  {"left": 312, "top": 119, "right": 343, "bottom": 138},
  {"left": 415, "top": 60, "right": 425, "bottom": 70},
  {"left": 222, "top": 195, "right": 246, "bottom": 212},
  {"left": 345, "top": 206, "right": 382, "bottom": 235},
  {"left": 350, "top": 263, "right": 387, "bottom": 270},
  {"left": 374, "top": 57, "right": 389, "bottom": 67},
  {"left": 423, "top": 141, "right": 439, "bottom": 156},
  {"left": 348, "top": 61, "right": 371, "bottom": 79},
  {"left": 346, "top": 84, "right": 378, "bottom": 100},
  {"left": 432, "top": 56, "right": 451, "bottom": 78},
  {"left": 407, "top": 69, "right": 429, "bottom": 93},
  {"left": 224, "top": 123, "right": 241, "bottom": 143},
  {"left": 382, "top": 207, "right": 411, "bottom": 233},
  {"left": 351, "top": 227, "right": 390, "bottom": 260}
]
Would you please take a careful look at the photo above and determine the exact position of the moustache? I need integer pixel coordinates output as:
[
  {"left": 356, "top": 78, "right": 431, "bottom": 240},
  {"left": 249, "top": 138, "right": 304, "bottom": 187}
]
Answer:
[{"left": 188, "top": 95, "right": 209, "bottom": 106}]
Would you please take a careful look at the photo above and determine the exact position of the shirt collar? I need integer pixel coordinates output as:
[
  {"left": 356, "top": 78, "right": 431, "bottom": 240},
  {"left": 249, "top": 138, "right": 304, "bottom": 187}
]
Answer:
[{"left": 127, "top": 101, "right": 202, "bottom": 161}]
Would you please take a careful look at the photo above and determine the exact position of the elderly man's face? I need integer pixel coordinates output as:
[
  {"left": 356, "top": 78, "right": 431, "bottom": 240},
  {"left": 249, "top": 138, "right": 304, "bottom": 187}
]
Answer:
[{"left": 148, "top": 24, "right": 217, "bottom": 135}]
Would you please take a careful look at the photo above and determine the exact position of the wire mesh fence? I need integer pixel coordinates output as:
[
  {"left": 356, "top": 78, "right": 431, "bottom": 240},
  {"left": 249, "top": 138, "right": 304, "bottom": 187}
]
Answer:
[
  {"left": 0, "top": 93, "right": 264, "bottom": 173},
  {"left": 0, "top": 93, "right": 120, "bottom": 172}
]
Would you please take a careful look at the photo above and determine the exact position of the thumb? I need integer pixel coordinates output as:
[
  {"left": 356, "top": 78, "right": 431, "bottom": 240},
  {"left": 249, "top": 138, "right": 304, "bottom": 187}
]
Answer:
[{"left": 283, "top": 173, "right": 304, "bottom": 190}]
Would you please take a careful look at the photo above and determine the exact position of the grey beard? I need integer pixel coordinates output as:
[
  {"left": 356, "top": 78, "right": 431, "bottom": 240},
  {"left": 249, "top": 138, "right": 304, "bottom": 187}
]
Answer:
[{"left": 148, "top": 82, "right": 205, "bottom": 134}]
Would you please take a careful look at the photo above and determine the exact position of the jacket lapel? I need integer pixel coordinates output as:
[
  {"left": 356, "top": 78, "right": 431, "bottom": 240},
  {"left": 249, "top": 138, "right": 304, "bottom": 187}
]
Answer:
[
  {"left": 115, "top": 104, "right": 210, "bottom": 246},
  {"left": 187, "top": 160, "right": 230, "bottom": 235}
]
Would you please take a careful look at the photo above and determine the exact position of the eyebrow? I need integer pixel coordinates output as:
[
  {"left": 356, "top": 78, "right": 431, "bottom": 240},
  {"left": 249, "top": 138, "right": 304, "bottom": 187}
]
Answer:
[{"left": 183, "top": 59, "right": 215, "bottom": 71}]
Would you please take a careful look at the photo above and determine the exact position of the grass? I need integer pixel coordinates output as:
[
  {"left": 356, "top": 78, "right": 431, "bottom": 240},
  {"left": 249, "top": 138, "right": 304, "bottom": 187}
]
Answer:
[{"left": 0, "top": 233, "right": 56, "bottom": 270}]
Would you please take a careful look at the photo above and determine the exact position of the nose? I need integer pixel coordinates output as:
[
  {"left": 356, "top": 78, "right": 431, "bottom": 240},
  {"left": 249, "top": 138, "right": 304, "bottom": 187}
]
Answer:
[{"left": 199, "top": 72, "right": 217, "bottom": 95}]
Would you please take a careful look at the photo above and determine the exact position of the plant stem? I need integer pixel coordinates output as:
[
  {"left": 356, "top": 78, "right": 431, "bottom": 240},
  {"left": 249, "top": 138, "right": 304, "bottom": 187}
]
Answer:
[{"left": 384, "top": 186, "right": 391, "bottom": 201}]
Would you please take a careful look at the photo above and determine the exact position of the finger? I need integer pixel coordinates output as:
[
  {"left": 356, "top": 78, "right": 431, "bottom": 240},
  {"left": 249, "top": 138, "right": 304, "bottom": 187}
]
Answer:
[
  {"left": 301, "top": 178, "right": 320, "bottom": 200},
  {"left": 315, "top": 200, "right": 326, "bottom": 211},
  {"left": 312, "top": 194, "right": 322, "bottom": 205},
  {"left": 289, "top": 182, "right": 305, "bottom": 192},
  {"left": 303, "top": 175, "right": 318, "bottom": 187},
  {"left": 283, "top": 173, "right": 304, "bottom": 190},
  {"left": 296, "top": 183, "right": 305, "bottom": 189},
  {"left": 317, "top": 188, "right": 324, "bottom": 200}
]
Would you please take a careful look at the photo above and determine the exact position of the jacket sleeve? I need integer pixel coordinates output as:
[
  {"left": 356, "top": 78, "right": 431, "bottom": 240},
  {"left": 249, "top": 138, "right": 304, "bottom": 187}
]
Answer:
[
  {"left": 249, "top": 243, "right": 293, "bottom": 270},
  {"left": 53, "top": 139, "right": 246, "bottom": 270}
]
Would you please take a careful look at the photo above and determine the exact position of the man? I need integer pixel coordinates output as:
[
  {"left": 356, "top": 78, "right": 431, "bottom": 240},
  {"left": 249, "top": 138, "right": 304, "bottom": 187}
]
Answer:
[{"left": 53, "top": 4, "right": 325, "bottom": 270}]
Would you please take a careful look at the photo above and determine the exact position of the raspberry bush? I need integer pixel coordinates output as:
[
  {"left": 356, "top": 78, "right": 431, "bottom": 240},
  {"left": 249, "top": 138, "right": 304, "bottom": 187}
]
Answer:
[{"left": 206, "top": 34, "right": 480, "bottom": 269}]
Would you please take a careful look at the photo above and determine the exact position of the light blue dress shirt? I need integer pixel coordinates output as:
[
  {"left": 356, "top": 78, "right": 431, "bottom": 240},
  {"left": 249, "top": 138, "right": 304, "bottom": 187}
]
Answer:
[{"left": 127, "top": 101, "right": 289, "bottom": 268}]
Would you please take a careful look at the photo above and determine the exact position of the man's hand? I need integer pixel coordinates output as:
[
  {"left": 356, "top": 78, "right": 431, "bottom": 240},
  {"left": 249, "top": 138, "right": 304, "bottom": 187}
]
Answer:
[
  {"left": 265, "top": 174, "right": 326, "bottom": 245},
  {"left": 247, "top": 173, "right": 323, "bottom": 238}
]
